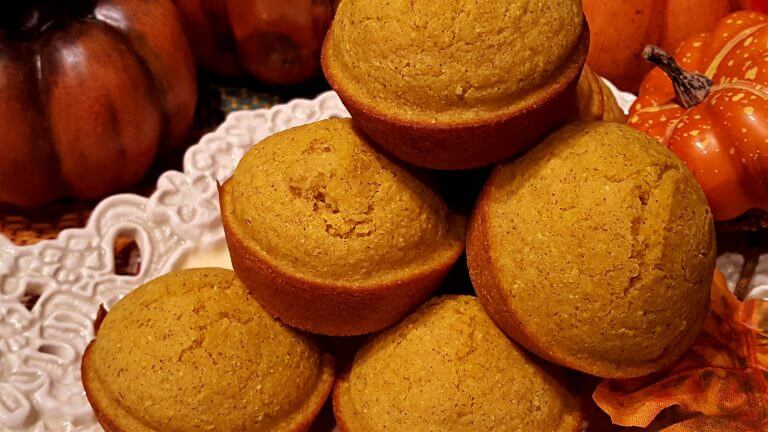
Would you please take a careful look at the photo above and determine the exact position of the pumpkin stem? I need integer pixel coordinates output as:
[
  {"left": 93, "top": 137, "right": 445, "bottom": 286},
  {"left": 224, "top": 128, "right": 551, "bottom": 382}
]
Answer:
[{"left": 642, "top": 45, "right": 713, "bottom": 108}]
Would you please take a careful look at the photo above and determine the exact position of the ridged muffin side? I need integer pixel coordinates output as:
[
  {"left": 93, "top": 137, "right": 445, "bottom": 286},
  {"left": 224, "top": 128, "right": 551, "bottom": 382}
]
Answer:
[
  {"left": 220, "top": 119, "right": 465, "bottom": 335},
  {"left": 82, "top": 268, "right": 334, "bottom": 432},
  {"left": 322, "top": 0, "right": 589, "bottom": 169}
]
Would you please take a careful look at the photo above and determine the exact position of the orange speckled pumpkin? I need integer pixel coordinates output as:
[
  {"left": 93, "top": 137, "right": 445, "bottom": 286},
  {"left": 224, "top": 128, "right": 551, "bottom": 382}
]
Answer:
[
  {"left": 173, "top": 0, "right": 338, "bottom": 84},
  {"left": 0, "top": 0, "right": 197, "bottom": 207},
  {"left": 629, "top": 11, "right": 768, "bottom": 221}
]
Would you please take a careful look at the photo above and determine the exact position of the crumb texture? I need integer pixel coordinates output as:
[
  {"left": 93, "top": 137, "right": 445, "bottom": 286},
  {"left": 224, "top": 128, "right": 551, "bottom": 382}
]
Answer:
[
  {"left": 328, "top": 0, "right": 584, "bottom": 119},
  {"left": 483, "top": 121, "right": 715, "bottom": 374},
  {"left": 222, "top": 118, "right": 464, "bottom": 284},
  {"left": 88, "top": 268, "right": 328, "bottom": 431},
  {"left": 338, "top": 296, "right": 581, "bottom": 431}
]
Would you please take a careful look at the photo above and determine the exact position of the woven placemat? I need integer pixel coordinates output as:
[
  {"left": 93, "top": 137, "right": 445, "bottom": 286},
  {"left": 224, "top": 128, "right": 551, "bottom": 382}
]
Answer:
[
  {"left": 0, "top": 75, "right": 330, "bottom": 246},
  {"left": 0, "top": 202, "right": 93, "bottom": 246}
]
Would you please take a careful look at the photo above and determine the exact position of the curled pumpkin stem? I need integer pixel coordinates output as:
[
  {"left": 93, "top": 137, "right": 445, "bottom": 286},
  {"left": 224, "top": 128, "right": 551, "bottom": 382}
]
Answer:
[{"left": 642, "top": 45, "right": 713, "bottom": 108}]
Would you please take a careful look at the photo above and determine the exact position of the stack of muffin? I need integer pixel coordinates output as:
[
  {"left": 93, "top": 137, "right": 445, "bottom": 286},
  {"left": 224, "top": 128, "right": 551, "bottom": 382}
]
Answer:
[{"left": 81, "top": 1, "right": 717, "bottom": 431}]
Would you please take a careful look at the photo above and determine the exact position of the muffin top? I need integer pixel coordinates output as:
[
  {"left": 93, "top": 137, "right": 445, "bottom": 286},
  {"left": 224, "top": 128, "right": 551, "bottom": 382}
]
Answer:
[
  {"left": 85, "top": 268, "right": 333, "bottom": 432},
  {"left": 480, "top": 122, "right": 715, "bottom": 377},
  {"left": 325, "top": 0, "right": 585, "bottom": 121},
  {"left": 221, "top": 118, "right": 465, "bottom": 285},
  {"left": 336, "top": 296, "right": 582, "bottom": 431}
]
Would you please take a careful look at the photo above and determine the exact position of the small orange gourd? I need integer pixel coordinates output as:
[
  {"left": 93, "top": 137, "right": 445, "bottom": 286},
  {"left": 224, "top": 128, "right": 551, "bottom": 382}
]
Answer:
[{"left": 629, "top": 11, "right": 768, "bottom": 221}]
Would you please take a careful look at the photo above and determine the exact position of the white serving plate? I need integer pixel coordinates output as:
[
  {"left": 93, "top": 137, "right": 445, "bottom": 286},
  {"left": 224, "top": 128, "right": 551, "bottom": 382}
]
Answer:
[{"left": 0, "top": 86, "right": 765, "bottom": 432}]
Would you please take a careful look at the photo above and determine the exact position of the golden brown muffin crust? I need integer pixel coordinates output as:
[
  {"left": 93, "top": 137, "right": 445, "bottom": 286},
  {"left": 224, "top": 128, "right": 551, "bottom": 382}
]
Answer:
[
  {"left": 82, "top": 268, "right": 334, "bottom": 432},
  {"left": 468, "top": 122, "right": 716, "bottom": 378},
  {"left": 220, "top": 118, "right": 465, "bottom": 335},
  {"left": 322, "top": 0, "right": 589, "bottom": 170},
  {"left": 328, "top": 0, "right": 584, "bottom": 121},
  {"left": 334, "top": 296, "right": 583, "bottom": 431},
  {"left": 222, "top": 118, "right": 465, "bottom": 285}
]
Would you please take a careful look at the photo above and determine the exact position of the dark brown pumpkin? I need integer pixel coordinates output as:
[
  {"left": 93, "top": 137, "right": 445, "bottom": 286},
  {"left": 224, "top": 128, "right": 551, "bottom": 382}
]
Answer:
[
  {"left": 173, "top": 0, "right": 338, "bottom": 84},
  {"left": 0, "top": 0, "right": 197, "bottom": 207}
]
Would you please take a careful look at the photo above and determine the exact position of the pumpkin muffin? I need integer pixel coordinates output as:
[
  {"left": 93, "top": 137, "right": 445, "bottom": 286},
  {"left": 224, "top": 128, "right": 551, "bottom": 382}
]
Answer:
[
  {"left": 82, "top": 268, "right": 334, "bottom": 432},
  {"left": 467, "top": 122, "right": 716, "bottom": 379},
  {"left": 574, "top": 66, "right": 626, "bottom": 123},
  {"left": 322, "top": 0, "right": 589, "bottom": 170},
  {"left": 333, "top": 295, "right": 583, "bottom": 432},
  {"left": 220, "top": 119, "right": 465, "bottom": 336}
]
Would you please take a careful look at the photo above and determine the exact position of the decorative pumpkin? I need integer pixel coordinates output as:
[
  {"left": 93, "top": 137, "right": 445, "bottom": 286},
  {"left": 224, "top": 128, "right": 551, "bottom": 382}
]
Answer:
[
  {"left": 628, "top": 11, "right": 768, "bottom": 221},
  {"left": 575, "top": 66, "right": 627, "bottom": 123},
  {"left": 0, "top": 0, "right": 197, "bottom": 208},
  {"left": 173, "top": 0, "right": 338, "bottom": 84},
  {"left": 584, "top": 0, "right": 733, "bottom": 93}
]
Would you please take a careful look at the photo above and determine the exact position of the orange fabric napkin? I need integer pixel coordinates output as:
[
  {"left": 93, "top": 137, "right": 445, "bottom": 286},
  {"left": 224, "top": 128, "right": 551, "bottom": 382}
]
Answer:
[{"left": 594, "top": 271, "right": 768, "bottom": 431}]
